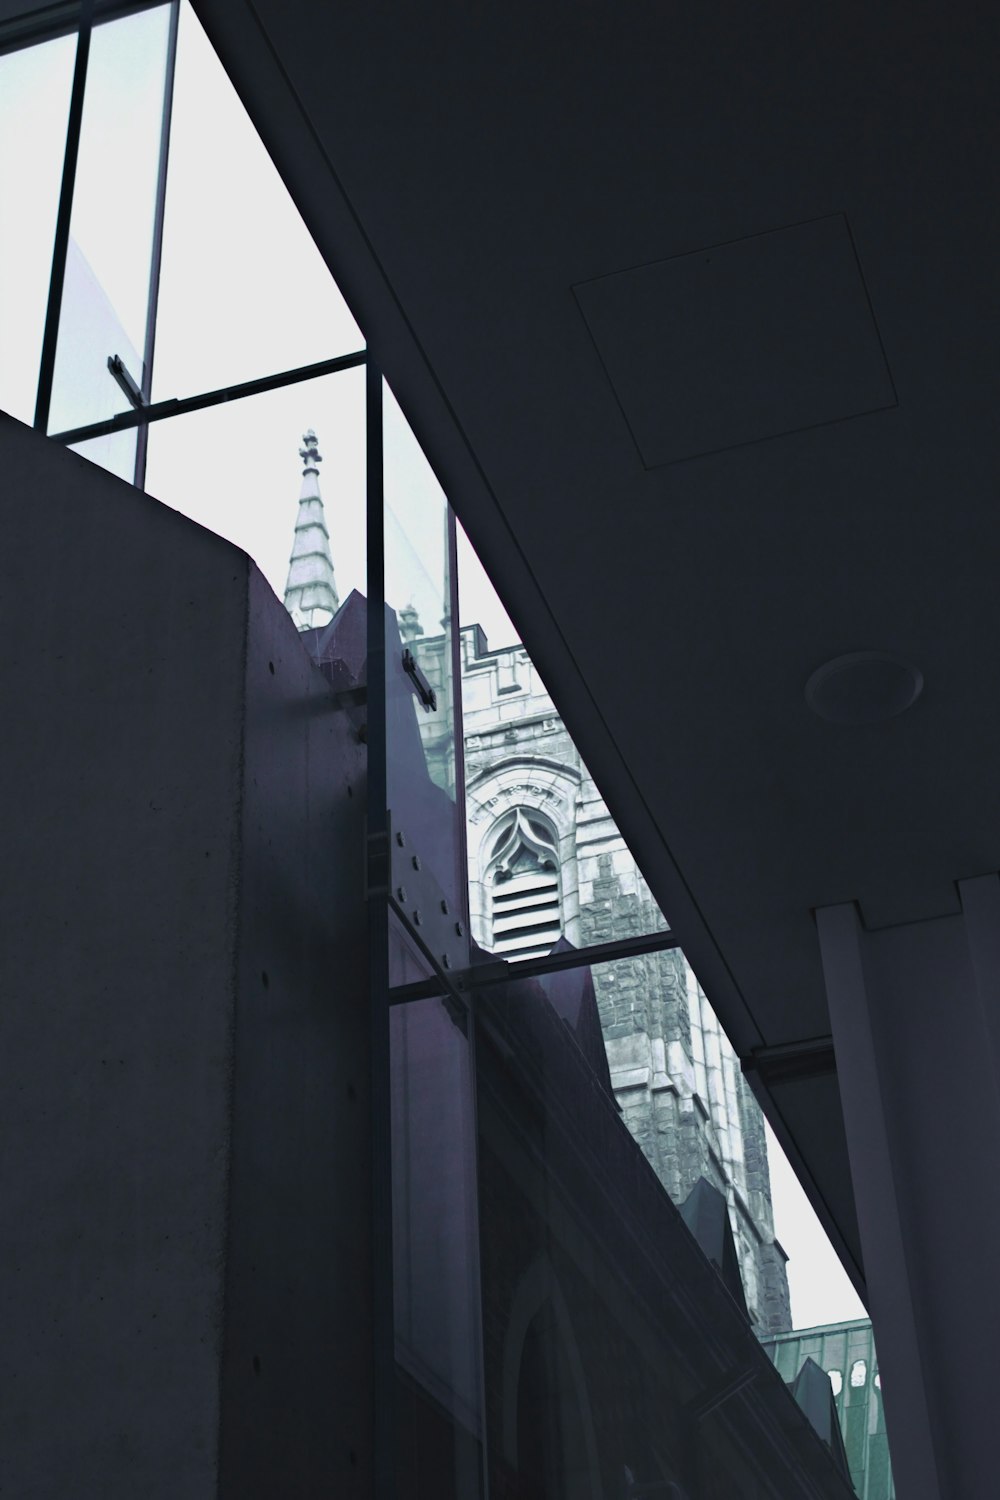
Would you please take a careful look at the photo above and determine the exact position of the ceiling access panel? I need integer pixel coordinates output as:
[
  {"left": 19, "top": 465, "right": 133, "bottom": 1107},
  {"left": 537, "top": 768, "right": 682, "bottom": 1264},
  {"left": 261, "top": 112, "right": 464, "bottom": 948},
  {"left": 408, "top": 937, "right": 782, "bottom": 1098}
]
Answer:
[{"left": 573, "top": 214, "right": 896, "bottom": 469}]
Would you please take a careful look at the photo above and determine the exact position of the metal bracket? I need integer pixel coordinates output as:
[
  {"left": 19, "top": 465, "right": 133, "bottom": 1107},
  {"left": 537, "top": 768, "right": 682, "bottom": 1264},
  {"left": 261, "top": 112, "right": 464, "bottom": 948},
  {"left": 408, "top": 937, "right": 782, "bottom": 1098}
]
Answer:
[
  {"left": 402, "top": 648, "right": 437, "bottom": 711},
  {"left": 107, "top": 354, "right": 145, "bottom": 410},
  {"left": 389, "top": 815, "right": 467, "bottom": 977}
]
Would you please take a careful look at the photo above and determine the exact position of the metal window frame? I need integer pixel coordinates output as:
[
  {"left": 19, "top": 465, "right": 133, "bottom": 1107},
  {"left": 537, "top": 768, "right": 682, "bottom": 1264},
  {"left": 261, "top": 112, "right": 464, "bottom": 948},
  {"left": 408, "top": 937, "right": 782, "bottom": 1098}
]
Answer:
[
  {"left": 27, "top": 0, "right": 180, "bottom": 455},
  {"left": 132, "top": 0, "right": 179, "bottom": 488},
  {"left": 33, "top": 0, "right": 94, "bottom": 435},
  {"left": 50, "top": 349, "right": 368, "bottom": 445}
]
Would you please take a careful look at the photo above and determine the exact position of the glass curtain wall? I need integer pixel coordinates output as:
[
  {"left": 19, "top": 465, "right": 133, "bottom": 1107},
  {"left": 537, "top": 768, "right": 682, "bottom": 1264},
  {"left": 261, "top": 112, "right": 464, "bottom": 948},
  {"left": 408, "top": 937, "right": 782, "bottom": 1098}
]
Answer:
[
  {"left": 5, "top": 6, "right": 874, "bottom": 1498},
  {"left": 48, "top": 1, "right": 174, "bottom": 482},
  {"left": 2, "top": 1, "right": 181, "bottom": 483}
]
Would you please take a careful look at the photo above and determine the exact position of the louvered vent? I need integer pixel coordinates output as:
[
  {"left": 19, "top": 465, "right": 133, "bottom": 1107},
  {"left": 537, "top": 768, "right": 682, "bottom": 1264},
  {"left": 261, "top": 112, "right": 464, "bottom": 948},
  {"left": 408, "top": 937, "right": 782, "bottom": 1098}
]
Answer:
[{"left": 486, "top": 809, "right": 562, "bottom": 961}]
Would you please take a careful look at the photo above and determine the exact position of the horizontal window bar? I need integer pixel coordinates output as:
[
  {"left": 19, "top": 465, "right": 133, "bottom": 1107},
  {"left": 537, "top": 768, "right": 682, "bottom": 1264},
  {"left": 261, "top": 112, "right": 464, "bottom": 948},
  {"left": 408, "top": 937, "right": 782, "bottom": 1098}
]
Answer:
[
  {"left": 49, "top": 348, "right": 368, "bottom": 445},
  {"left": 388, "top": 927, "right": 681, "bottom": 1004}
]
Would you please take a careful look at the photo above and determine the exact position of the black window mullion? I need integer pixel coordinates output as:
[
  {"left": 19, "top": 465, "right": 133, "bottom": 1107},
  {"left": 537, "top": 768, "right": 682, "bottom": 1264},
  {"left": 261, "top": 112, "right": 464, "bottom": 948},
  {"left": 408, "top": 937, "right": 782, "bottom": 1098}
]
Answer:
[
  {"left": 448, "top": 504, "right": 473, "bottom": 938},
  {"left": 132, "top": 0, "right": 179, "bottom": 489},
  {"left": 49, "top": 348, "right": 368, "bottom": 447},
  {"left": 365, "top": 358, "right": 396, "bottom": 1500},
  {"left": 33, "top": 0, "right": 94, "bottom": 435},
  {"left": 387, "top": 926, "right": 683, "bottom": 1005}
]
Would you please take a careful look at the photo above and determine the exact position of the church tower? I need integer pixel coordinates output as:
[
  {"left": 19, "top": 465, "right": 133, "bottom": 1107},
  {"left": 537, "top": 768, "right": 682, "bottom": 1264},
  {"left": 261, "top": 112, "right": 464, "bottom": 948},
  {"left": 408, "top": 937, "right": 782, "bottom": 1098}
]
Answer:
[
  {"left": 279, "top": 438, "right": 791, "bottom": 1334},
  {"left": 283, "top": 429, "right": 340, "bottom": 630}
]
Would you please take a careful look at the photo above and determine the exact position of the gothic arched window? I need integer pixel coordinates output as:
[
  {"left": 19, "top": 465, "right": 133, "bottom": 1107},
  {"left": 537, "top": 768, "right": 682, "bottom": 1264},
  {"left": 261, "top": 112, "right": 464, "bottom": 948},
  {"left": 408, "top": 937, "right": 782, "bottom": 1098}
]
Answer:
[{"left": 486, "top": 809, "right": 562, "bottom": 961}]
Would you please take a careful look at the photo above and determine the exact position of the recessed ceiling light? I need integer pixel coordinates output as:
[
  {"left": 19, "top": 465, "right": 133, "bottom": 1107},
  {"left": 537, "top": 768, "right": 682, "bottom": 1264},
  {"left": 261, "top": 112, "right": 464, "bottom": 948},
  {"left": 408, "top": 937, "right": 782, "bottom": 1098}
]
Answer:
[{"left": 805, "top": 651, "right": 924, "bottom": 725}]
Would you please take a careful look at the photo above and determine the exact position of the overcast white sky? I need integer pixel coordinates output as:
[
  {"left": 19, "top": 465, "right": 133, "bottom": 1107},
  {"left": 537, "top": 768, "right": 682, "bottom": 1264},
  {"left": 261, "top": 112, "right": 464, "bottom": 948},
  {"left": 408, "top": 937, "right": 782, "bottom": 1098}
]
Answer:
[
  {"left": 0, "top": 31, "right": 75, "bottom": 423},
  {"left": 1, "top": 0, "right": 866, "bottom": 1333}
]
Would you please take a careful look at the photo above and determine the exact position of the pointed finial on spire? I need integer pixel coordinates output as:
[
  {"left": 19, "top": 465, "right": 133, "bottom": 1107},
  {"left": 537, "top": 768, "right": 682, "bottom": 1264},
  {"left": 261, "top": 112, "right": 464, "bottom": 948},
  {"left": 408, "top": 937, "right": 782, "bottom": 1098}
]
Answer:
[
  {"left": 299, "top": 429, "right": 322, "bottom": 475},
  {"left": 284, "top": 427, "right": 340, "bottom": 632}
]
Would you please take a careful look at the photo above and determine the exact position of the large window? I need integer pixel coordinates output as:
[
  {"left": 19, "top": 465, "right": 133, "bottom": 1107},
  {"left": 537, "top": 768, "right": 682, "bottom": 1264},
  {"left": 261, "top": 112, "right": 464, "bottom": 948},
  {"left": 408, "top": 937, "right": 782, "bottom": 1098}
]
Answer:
[{"left": 2, "top": 5, "right": 884, "bottom": 1496}]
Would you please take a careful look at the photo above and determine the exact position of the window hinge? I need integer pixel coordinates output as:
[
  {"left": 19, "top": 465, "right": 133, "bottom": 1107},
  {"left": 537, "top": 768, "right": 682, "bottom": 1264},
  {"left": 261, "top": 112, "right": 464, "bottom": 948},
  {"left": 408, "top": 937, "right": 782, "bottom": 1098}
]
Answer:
[
  {"left": 107, "top": 354, "right": 145, "bottom": 410},
  {"left": 402, "top": 648, "right": 437, "bottom": 711}
]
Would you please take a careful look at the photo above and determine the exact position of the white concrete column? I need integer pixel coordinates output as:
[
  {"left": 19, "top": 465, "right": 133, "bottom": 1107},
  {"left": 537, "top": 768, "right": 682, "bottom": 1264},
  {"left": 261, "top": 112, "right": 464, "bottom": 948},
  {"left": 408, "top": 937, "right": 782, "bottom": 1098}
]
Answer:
[{"left": 817, "top": 895, "right": 1000, "bottom": 1500}]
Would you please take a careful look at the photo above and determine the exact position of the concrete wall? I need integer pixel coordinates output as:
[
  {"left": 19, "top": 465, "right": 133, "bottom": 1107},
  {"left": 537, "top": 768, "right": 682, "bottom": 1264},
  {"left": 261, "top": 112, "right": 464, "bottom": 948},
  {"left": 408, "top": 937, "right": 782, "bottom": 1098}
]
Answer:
[
  {"left": 0, "top": 416, "right": 370, "bottom": 1497},
  {"left": 219, "top": 567, "right": 371, "bottom": 1497}
]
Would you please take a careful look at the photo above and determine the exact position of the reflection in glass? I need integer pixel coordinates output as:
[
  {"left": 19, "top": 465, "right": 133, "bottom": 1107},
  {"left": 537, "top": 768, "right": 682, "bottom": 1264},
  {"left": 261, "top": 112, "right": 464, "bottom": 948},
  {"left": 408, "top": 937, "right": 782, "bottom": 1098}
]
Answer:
[
  {"left": 144, "top": 366, "right": 366, "bottom": 610},
  {"left": 458, "top": 521, "right": 670, "bottom": 959},
  {"left": 48, "top": 4, "right": 173, "bottom": 451},
  {"left": 384, "top": 382, "right": 455, "bottom": 789},
  {"left": 0, "top": 32, "right": 76, "bottom": 424},
  {"left": 468, "top": 960, "right": 859, "bottom": 1498},
  {"left": 151, "top": 1, "right": 362, "bottom": 402},
  {"left": 383, "top": 379, "right": 466, "bottom": 940}
]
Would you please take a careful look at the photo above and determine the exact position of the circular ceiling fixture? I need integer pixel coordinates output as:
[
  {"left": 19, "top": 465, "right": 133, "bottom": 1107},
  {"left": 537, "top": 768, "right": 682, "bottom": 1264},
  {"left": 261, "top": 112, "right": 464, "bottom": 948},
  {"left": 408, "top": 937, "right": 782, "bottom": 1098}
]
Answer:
[{"left": 804, "top": 651, "right": 924, "bottom": 725}]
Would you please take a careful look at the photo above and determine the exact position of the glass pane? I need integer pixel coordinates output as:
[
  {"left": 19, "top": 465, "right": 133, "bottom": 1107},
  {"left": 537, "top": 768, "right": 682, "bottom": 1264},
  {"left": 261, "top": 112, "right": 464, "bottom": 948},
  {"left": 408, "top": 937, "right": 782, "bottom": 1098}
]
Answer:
[
  {"left": 458, "top": 521, "right": 670, "bottom": 959},
  {"left": 150, "top": 1, "right": 362, "bottom": 402},
  {"left": 143, "top": 367, "right": 365, "bottom": 616},
  {"left": 0, "top": 31, "right": 76, "bottom": 424},
  {"left": 48, "top": 4, "right": 173, "bottom": 447},
  {"left": 391, "top": 994, "right": 485, "bottom": 1499},
  {"left": 470, "top": 959, "right": 860, "bottom": 1498},
  {"left": 383, "top": 380, "right": 467, "bottom": 948}
]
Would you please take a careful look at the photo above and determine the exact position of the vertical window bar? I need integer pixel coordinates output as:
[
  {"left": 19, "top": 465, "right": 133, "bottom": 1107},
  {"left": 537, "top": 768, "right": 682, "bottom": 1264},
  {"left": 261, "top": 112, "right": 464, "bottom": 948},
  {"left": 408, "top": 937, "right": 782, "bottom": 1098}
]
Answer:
[
  {"left": 33, "top": 0, "right": 93, "bottom": 434},
  {"left": 365, "top": 357, "right": 395, "bottom": 1500},
  {"left": 449, "top": 514, "right": 492, "bottom": 1499},
  {"left": 447, "top": 504, "right": 473, "bottom": 933},
  {"left": 133, "top": 0, "right": 179, "bottom": 489}
]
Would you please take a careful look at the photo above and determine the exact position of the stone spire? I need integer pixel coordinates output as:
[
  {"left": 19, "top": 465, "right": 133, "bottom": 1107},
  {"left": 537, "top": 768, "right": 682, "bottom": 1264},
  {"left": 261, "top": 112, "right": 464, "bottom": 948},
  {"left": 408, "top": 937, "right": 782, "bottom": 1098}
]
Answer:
[{"left": 283, "top": 429, "right": 341, "bottom": 631}]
